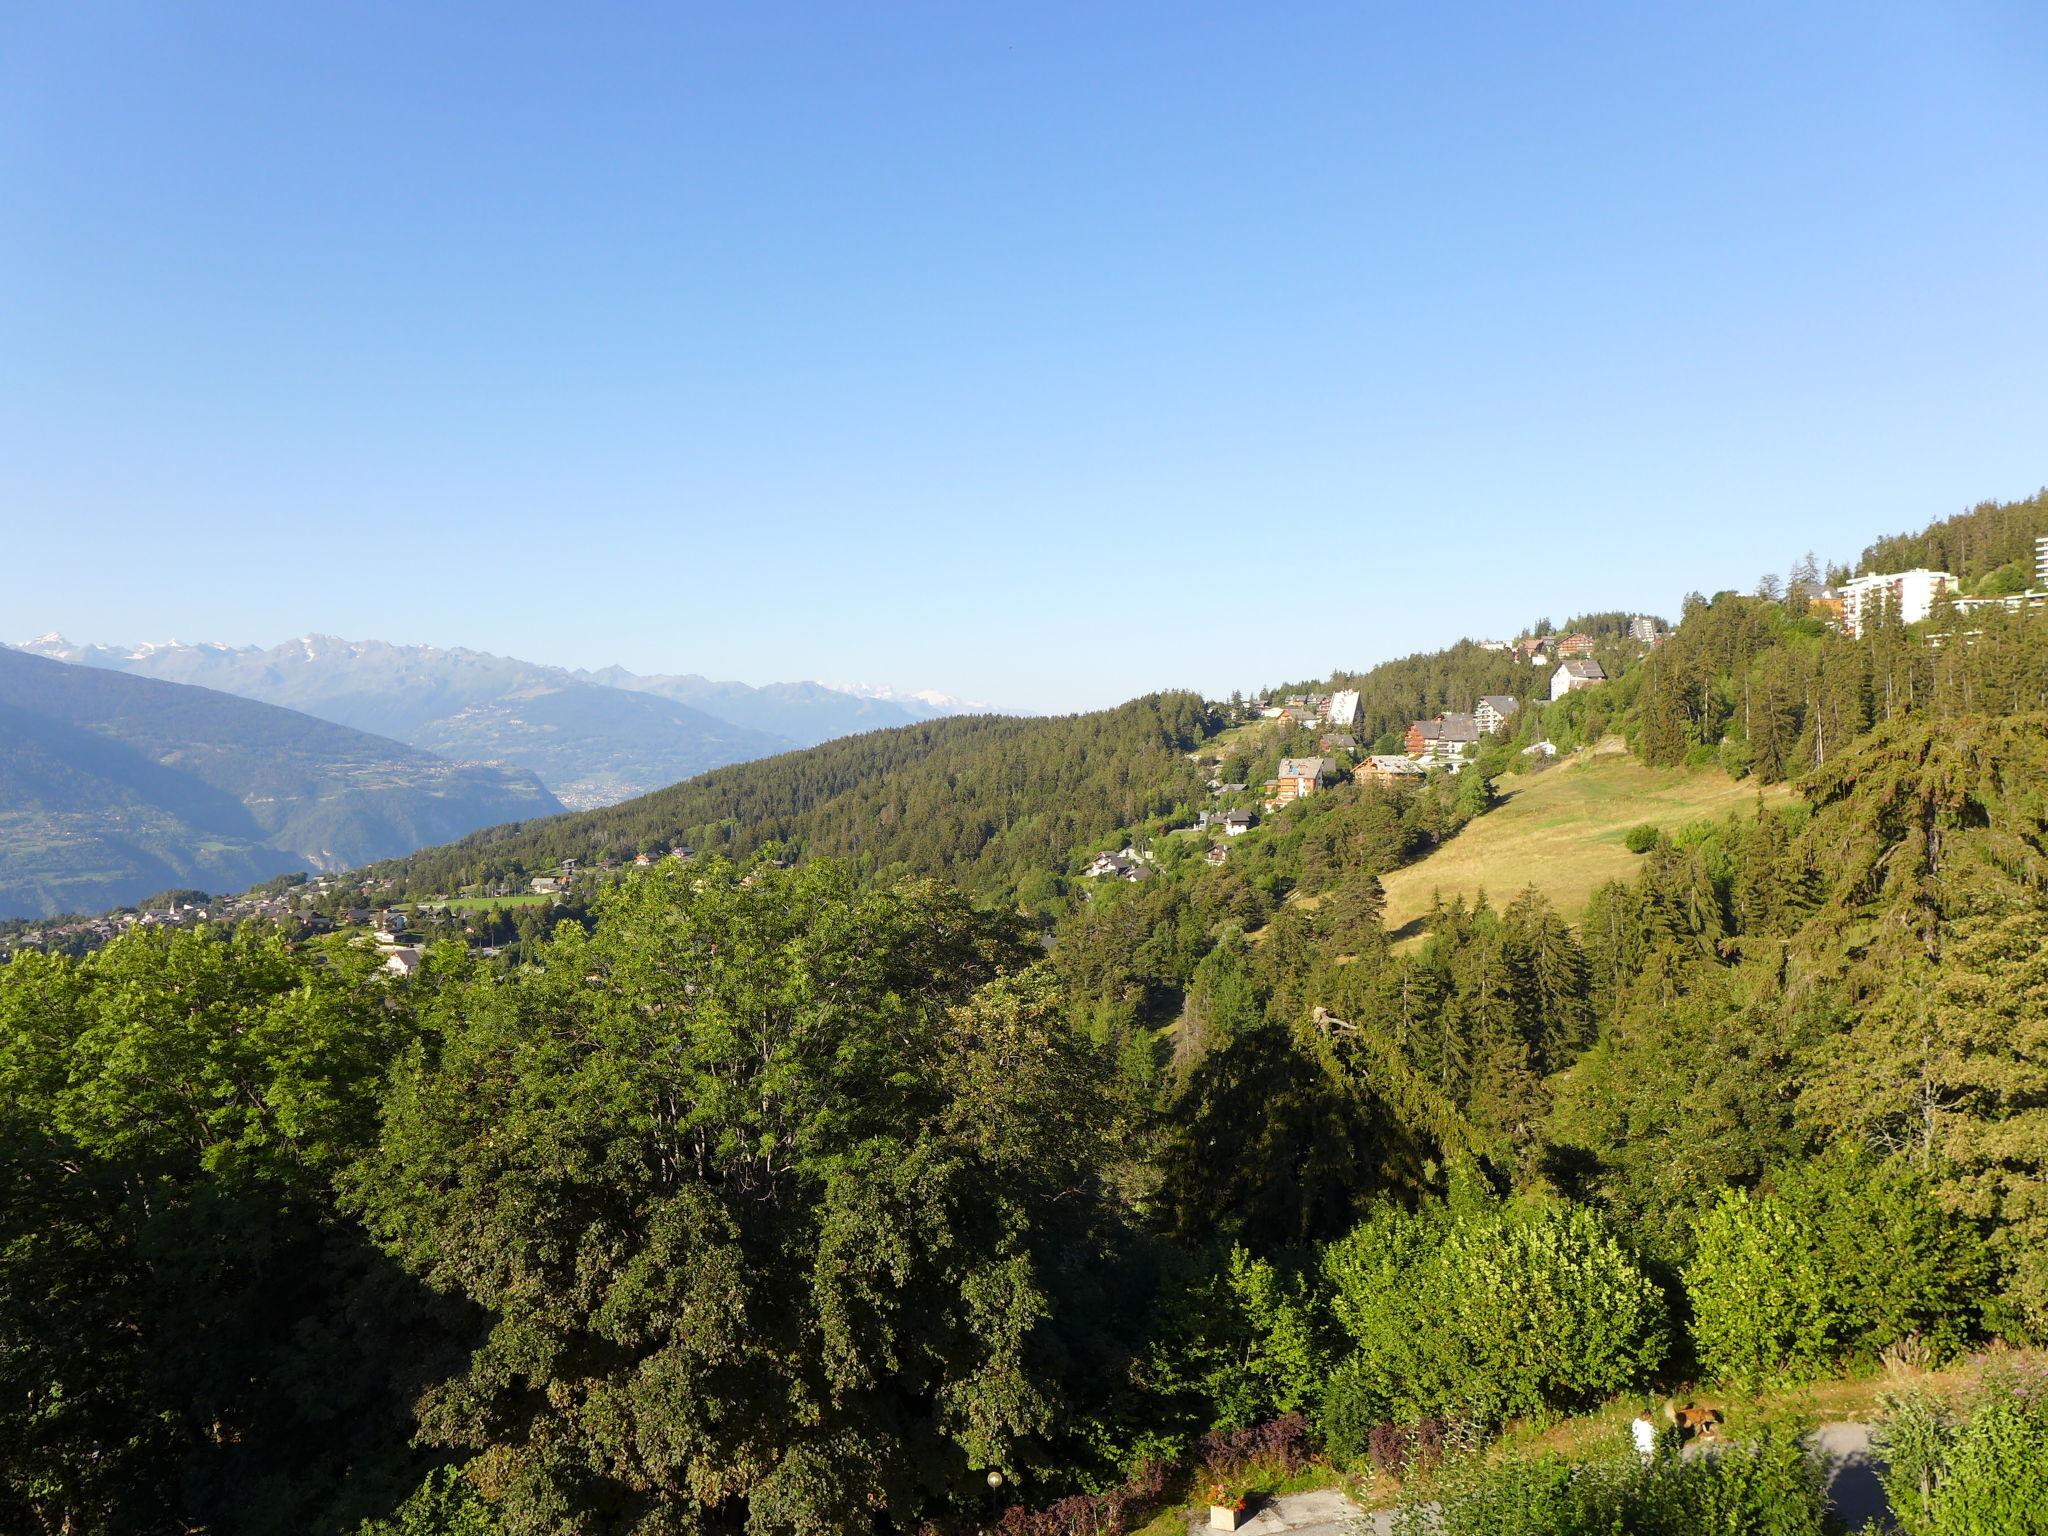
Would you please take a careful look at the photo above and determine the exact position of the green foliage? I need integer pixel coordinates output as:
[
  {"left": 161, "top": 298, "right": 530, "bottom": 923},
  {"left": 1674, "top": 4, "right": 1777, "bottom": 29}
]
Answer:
[
  {"left": 1876, "top": 1375, "right": 2048, "bottom": 1536},
  {"left": 1321, "top": 1191, "right": 1668, "bottom": 1432},
  {"left": 356, "top": 1468, "right": 502, "bottom": 1536},
  {"left": 373, "top": 693, "right": 1217, "bottom": 904},
  {"left": 1400, "top": 1422, "right": 1829, "bottom": 1536},
  {"left": 1685, "top": 1189, "right": 1841, "bottom": 1392},
  {"left": 0, "top": 929, "right": 457, "bottom": 1536},
  {"left": 1623, "top": 823, "right": 1660, "bottom": 853},
  {"left": 347, "top": 859, "right": 1126, "bottom": 1533},
  {"left": 1684, "top": 1151, "right": 1984, "bottom": 1391}
]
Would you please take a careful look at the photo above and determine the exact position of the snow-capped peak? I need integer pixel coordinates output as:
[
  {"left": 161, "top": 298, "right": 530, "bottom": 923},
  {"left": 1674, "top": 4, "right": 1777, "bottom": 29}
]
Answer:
[{"left": 821, "top": 680, "right": 991, "bottom": 713}]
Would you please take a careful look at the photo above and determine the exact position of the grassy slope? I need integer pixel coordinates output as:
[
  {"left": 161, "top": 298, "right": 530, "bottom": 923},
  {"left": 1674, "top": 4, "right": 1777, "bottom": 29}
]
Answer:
[{"left": 1380, "top": 741, "right": 1791, "bottom": 939}]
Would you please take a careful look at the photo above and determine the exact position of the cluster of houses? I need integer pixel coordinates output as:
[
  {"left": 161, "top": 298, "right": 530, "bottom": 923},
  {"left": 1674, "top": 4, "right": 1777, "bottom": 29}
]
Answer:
[
  {"left": 1254, "top": 688, "right": 1363, "bottom": 730},
  {"left": 0, "top": 884, "right": 326, "bottom": 959}
]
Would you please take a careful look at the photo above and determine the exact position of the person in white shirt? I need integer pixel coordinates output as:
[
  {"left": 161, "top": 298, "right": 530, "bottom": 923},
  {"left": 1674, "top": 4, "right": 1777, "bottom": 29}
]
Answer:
[{"left": 1631, "top": 1409, "right": 1657, "bottom": 1462}]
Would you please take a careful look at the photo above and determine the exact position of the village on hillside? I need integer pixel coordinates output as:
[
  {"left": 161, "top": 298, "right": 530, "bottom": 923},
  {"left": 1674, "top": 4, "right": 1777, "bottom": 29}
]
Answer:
[{"left": 12, "top": 545, "right": 2047, "bottom": 953}]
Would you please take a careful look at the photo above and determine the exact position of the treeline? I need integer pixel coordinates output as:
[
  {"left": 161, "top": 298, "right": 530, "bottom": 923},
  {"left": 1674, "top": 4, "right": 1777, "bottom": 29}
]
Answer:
[
  {"left": 1858, "top": 486, "right": 2048, "bottom": 589},
  {"left": 369, "top": 694, "right": 1215, "bottom": 902},
  {"left": 1631, "top": 581, "right": 2048, "bottom": 779}
]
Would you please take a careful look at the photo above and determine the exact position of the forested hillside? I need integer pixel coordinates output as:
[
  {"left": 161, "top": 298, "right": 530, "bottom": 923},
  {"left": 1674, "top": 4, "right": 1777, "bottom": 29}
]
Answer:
[
  {"left": 373, "top": 692, "right": 1217, "bottom": 900},
  {"left": 0, "top": 649, "right": 559, "bottom": 918},
  {"left": 10, "top": 492, "right": 2048, "bottom": 1535},
  {"left": 1858, "top": 485, "right": 2047, "bottom": 589}
]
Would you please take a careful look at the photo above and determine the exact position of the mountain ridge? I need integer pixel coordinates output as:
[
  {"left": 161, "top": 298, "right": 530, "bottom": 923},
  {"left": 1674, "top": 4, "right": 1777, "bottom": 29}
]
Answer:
[
  {"left": 12, "top": 633, "right": 1000, "bottom": 806},
  {"left": 0, "top": 646, "right": 561, "bottom": 918}
]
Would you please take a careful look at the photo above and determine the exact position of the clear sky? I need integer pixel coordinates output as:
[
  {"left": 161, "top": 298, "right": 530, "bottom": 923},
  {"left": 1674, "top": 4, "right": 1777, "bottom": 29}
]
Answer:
[{"left": 3, "top": 3, "right": 2045, "bottom": 712}]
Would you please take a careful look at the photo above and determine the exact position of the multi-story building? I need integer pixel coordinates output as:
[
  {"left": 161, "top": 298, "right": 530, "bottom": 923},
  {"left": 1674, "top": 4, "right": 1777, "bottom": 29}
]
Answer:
[
  {"left": 1475, "top": 695, "right": 1520, "bottom": 735},
  {"left": 1627, "top": 615, "right": 1665, "bottom": 644},
  {"left": 1322, "top": 689, "right": 1362, "bottom": 730},
  {"left": 2036, "top": 534, "right": 2047, "bottom": 592},
  {"left": 1837, "top": 569, "right": 1956, "bottom": 638},
  {"left": 1268, "top": 756, "right": 1334, "bottom": 806},
  {"left": 1404, "top": 713, "right": 1479, "bottom": 763},
  {"left": 1554, "top": 633, "right": 1597, "bottom": 657}
]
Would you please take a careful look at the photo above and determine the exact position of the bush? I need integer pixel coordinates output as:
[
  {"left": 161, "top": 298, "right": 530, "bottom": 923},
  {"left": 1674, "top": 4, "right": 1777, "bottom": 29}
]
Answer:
[
  {"left": 1623, "top": 824, "right": 1661, "bottom": 854},
  {"left": 991, "top": 1459, "right": 1169, "bottom": 1536},
  {"left": 1685, "top": 1189, "right": 1839, "bottom": 1391},
  {"left": 1397, "top": 1422, "right": 1829, "bottom": 1536},
  {"left": 1877, "top": 1372, "right": 2048, "bottom": 1536},
  {"left": 1686, "top": 1152, "right": 1989, "bottom": 1390},
  {"left": 1322, "top": 1196, "right": 1669, "bottom": 1432},
  {"left": 1774, "top": 1149, "right": 1988, "bottom": 1362},
  {"left": 356, "top": 1468, "right": 501, "bottom": 1536}
]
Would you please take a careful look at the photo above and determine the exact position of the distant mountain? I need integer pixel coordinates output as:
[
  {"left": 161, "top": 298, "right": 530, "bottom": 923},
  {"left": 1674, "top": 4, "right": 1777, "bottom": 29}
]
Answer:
[
  {"left": 0, "top": 646, "right": 559, "bottom": 918},
  {"left": 819, "top": 680, "right": 993, "bottom": 715},
  {"left": 12, "top": 635, "right": 997, "bottom": 807},
  {"left": 572, "top": 667, "right": 945, "bottom": 743},
  {"left": 14, "top": 636, "right": 792, "bottom": 809}
]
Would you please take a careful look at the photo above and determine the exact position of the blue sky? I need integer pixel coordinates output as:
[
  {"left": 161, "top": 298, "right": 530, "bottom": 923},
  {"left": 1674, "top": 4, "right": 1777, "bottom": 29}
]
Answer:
[{"left": 3, "top": 3, "right": 2045, "bottom": 712}]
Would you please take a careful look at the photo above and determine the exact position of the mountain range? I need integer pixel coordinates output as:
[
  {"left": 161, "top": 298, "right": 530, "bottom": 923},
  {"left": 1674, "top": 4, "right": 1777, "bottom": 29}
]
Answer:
[
  {"left": 0, "top": 645, "right": 559, "bottom": 918},
  {"left": 11, "top": 635, "right": 991, "bottom": 809}
]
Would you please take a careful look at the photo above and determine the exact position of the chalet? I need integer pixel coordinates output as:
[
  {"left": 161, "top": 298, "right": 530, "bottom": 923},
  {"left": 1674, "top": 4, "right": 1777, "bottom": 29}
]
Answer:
[
  {"left": 1268, "top": 757, "right": 1333, "bottom": 806},
  {"left": 530, "top": 876, "right": 564, "bottom": 894},
  {"left": 1554, "top": 633, "right": 1596, "bottom": 658},
  {"left": 1083, "top": 849, "right": 1154, "bottom": 881},
  {"left": 1318, "top": 732, "right": 1358, "bottom": 753},
  {"left": 1355, "top": 754, "right": 1427, "bottom": 787},
  {"left": 1204, "top": 845, "right": 1230, "bottom": 867},
  {"left": 383, "top": 948, "right": 423, "bottom": 977},
  {"left": 1405, "top": 713, "right": 1479, "bottom": 763},
  {"left": 1221, "top": 809, "right": 1254, "bottom": 836},
  {"left": 1474, "top": 696, "right": 1519, "bottom": 735},
  {"left": 1551, "top": 659, "right": 1606, "bottom": 701}
]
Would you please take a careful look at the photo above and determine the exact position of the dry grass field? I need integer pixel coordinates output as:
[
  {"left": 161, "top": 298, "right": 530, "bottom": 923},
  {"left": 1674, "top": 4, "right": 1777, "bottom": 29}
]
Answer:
[{"left": 1379, "top": 740, "right": 1793, "bottom": 941}]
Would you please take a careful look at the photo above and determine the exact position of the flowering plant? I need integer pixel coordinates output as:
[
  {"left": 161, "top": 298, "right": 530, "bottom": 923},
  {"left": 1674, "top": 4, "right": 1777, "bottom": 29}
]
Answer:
[{"left": 1206, "top": 1482, "right": 1245, "bottom": 1511}]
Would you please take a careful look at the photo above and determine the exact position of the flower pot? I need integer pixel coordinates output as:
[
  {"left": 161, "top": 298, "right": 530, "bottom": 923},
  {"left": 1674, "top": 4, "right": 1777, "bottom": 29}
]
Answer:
[{"left": 1209, "top": 1504, "right": 1246, "bottom": 1531}]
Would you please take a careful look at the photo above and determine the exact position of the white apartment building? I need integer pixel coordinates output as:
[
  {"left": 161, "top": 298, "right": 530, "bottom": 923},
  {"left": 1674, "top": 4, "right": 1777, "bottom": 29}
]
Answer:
[{"left": 1837, "top": 569, "right": 1955, "bottom": 638}]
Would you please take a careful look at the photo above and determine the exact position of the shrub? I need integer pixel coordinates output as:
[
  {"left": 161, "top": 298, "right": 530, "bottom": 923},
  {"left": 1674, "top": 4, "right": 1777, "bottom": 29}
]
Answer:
[
  {"left": 1321, "top": 1196, "right": 1669, "bottom": 1431},
  {"left": 1623, "top": 824, "right": 1661, "bottom": 854},
  {"left": 1685, "top": 1189, "right": 1839, "bottom": 1391},
  {"left": 1877, "top": 1372, "right": 2048, "bottom": 1536},
  {"left": 356, "top": 1468, "right": 501, "bottom": 1536},
  {"left": 991, "top": 1459, "right": 1169, "bottom": 1536},
  {"left": 1774, "top": 1149, "right": 1988, "bottom": 1362},
  {"left": 1397, "top": 1422, "right": 1828, "bottom": 1536},
  {"left": 1317, "top": 1354, "right": 1383, "bottom": 1465},
  {"left": 1686, "top": 1152, "right": 1990, "bottom": 1389}
]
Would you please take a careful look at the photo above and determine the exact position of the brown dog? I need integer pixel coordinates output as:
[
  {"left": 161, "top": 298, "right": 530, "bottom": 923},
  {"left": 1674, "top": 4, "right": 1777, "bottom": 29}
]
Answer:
[{"left": 1664, "top": 1400, "right": 1724, "bottom": 1441}]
